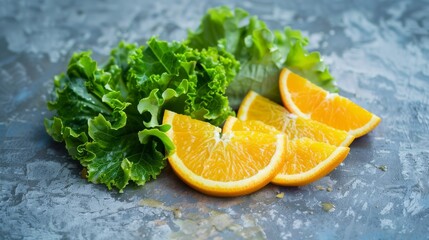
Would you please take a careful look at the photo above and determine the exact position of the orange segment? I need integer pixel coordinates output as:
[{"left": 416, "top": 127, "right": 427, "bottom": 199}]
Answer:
[
  {"left": 223, "top": 116, "right": 279, "bottom": 134},
  {"left": 163, "top": 110, "right": 285, "bottom": 197},
  {"left": 275, "top": 138, "right": 349, "bottom": 186},
  {"left": 237, "top": 91, "right": 354, "bottom": 147},
  {"left": 163, "top": 110, "right": 221, "bottom": 132},
  {"left": 279, "top": 68, "right": 381, "bottom": 137},
  {"left": 224, "top": 117, "right": 350, "bottom": 186}
]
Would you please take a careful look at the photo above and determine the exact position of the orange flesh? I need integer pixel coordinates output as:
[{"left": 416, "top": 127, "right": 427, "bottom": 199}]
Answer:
[
  {"left": 162, "top": 110, "right": 286, "bottom": 197},
  {"left": 172, "top": 131, "right": 278, "bottom": 182},
  {"left": 280, "top": 69, "right": 380, "bottom": 137},
  {"left": 238, "top": 91, "right": 354, "bottom": 147},
  {"left": 223, "top": 117, "right": 350, "bottom": 186}
]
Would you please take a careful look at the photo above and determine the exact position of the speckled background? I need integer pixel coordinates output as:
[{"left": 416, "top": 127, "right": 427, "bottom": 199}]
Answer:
[{"left": 1, "top": 0, "right": 428, "bottom": 239}]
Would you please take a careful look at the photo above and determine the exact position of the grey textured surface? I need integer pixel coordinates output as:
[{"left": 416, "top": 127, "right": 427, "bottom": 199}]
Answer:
[{"left": 1, "top": 0, "right": 429, "bottom": 239}]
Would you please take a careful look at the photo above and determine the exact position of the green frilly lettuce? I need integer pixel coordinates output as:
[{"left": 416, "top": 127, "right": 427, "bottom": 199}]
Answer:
[{"left": 45, "top": 37, "right": 238, "bottom": 191}]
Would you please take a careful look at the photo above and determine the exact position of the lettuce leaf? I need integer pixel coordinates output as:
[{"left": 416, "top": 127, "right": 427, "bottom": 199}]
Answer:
[
  {"left": 45, "top": 38, "right": 238, "bottom": 191},
  {"left": 186, "top": 6, "right": 337, "bottom": 108},
  {"left": 129, "top": 37, "right": 238, "bottom": 127}
]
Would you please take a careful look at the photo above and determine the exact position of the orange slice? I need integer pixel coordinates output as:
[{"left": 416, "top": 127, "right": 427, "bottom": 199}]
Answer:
[
  {"left": 162, "top": 110, "right": 286, "bottom": 197},
  {"left": 279, "top": 68, "right": 381, "bottom": 137},
  {"left": 276, "top": 138, "right": 350, "bottom": 186},
  {"left": 237, "top": 91, "right": 354, "bottom": 147},
  {"left": 223, "top": 117, "right": 350, "bottom": 186}
]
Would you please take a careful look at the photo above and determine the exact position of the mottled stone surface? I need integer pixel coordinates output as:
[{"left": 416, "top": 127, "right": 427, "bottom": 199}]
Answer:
[{"left": 1, "top": 0, "right": 428, "bottom": 239}]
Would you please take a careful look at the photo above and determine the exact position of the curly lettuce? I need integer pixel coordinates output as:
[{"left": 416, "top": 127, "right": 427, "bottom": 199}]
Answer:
[
  {"left": 45, "top": 37, "right": 238, "bottom": 191},
  {"left": 186, "top": 6, "right": 337, "bottom": 108},
  {"left": 129, "top": 37, "right": 238, "bottom": 127}
]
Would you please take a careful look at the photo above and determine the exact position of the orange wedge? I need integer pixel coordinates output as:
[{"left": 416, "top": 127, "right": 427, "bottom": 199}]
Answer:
[
  {"left": 276, "top": 138, "right": 350, "bottom": 186},
  {"left": 279, "top": 68, "right": 381, "bottom": 137},
  {"left": 223, "top": 117, "right": 350, "bottom": 186},
  {"left": 162, "top": 110, "right": 286, "bottom": 197},
  {"left": 237, "top": 91, "right": 354, "bottom": 147}
]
